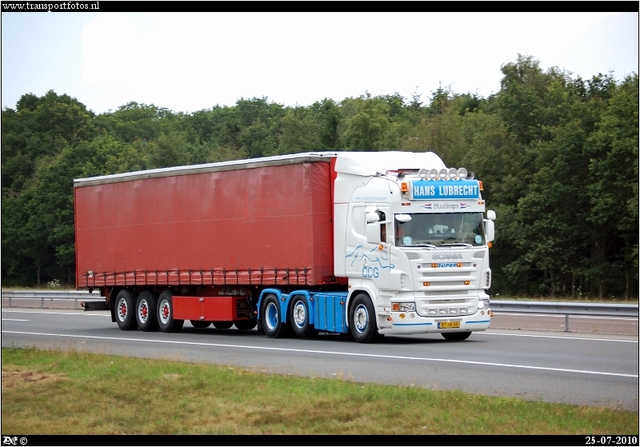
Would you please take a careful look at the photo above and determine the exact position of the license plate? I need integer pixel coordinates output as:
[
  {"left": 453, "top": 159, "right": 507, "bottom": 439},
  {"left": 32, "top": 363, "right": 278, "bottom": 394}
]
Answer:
[{"left": 438, "top": 321, "right": 460, "bottom": 329}]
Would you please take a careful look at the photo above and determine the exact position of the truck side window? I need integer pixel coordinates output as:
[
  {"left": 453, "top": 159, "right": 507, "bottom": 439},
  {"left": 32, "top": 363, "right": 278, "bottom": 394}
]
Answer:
[{"left": 378, "top": 211, "right": 387, "bottom": 242}]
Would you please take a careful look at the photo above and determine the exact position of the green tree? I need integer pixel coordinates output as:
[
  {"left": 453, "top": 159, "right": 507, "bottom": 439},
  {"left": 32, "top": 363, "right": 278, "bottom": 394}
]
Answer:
[
  {"left": 146, "top": 132, "right": 193, "bottom": 169},
  {"left": 308, "top": 98, "right": 341, "bottom": 149},
  {"left": 2, "top": 91, "right": 96, "bottom": 195},
  {"left": 276, "top": 107, "right": 324, "bottom": 154},
  {"left": 339, "top": 93, "right": 391, "bottom": 150},
  {"left": 96, "top": 102, "right": 179, "bottom": 144},
  {"left": 585, "top": 74, "right": 639, "bottom": 298}
]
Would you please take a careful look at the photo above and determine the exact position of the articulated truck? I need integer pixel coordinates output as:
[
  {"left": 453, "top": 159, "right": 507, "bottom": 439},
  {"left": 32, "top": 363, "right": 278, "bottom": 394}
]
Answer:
[{"left": 74, "top": 151, "right": 495, "bottom": 343}]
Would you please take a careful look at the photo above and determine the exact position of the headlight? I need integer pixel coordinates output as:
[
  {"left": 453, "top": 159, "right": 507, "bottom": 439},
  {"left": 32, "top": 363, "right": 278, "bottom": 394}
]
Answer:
[
  {"left": 478, "top": 299, "right": 489, "bottom": 309},
  {"left": 392, "top": 302, "right": 416, "bottom": 312}
]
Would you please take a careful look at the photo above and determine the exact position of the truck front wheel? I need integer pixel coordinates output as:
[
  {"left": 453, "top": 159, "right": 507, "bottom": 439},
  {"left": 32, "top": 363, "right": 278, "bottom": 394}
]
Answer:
[
  {"left": 115, "top": 289, "right": 138, "bottom": 331},
  {"left": 349, "top": 294, "right": 380, "bottom": 343},
  {"left": 157, "top": 290, "right": 184, "bottom": 333},
  {"left": 441, "top": 332, "right": 471, "bottom": 341},
  {"left": 261, "top": 294, "right": 289, "bottom": 338}
]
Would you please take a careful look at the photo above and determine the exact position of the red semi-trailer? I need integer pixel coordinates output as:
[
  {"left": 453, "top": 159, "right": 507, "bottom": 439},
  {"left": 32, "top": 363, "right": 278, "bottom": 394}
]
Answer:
[
  {"left": 75, "top": 151, "right": 495, "bottom": 342},
  {"left": 75, "top": 155, "right": 339, "bottom": 332}
]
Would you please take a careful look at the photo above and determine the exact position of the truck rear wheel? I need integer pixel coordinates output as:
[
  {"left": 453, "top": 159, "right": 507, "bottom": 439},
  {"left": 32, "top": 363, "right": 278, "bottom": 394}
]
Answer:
[
  {"left": 290, "top": 296, "right": 318, "bottom": 338},
  {"left": 157, "top": 290, "right": 184, "bottom": 333},
  {"left": 136, "top": 291, "right": 159, "bottom": 332},
  {"left": 261, "top": 294, "right": 290, "bottom": 338},
  {"left": 212, "top": 322, "right": 233, "bottom": 329},
  {"left": 190, "top": 320, "right": 211, "bottom": 329},
  {"left": 115, "top": 289, "right": 138, "bottom": 331},
  {"left": 349, "top": 294, "right": 380, "bottom": 343}
]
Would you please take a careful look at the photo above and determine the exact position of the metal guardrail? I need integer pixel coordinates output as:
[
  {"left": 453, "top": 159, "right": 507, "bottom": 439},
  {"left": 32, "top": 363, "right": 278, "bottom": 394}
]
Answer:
[
  {"left": 490, "top": 300, "right": 638, "bottom": 317},
  {"left": 1, "top": 291, "right": 638, "bottom": 331},
  {"left": 491, "top": 299, "right": 638, "bottom": 332},
  {"left": 1, "top": 290, "right": 101, "bottom": 310}
]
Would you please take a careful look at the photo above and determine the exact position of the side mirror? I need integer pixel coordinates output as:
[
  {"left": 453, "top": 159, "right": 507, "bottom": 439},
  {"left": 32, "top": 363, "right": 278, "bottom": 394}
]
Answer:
[
  {"left": 487, "top": 210, "right": 496, "bottom": 221},
  {"left": 484, "top": 219, "right": 495, "bottom": 243},
  {"left": 366, "top": 221, "right": 381, "bottom": 244}
]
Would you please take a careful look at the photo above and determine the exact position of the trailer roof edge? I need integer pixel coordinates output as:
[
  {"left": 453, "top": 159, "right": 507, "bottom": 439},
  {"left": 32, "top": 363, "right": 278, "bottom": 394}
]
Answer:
[{"left": 73, "top": 151, "right": 340, "bottom": 187}]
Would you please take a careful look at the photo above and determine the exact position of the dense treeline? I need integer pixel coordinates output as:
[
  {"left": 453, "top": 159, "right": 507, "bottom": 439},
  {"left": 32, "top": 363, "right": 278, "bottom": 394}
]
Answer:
[{"left": 2, "top": 55, "right": 638, "bottom": 299}]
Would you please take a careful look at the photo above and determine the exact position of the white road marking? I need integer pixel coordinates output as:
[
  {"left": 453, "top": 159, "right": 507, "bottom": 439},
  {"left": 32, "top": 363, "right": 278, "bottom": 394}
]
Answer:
[
  {"left": 481, "top": 331, "right": 638, "bottom": 343},
  {"left": 2, "top": 330, "right": 637, "bottom": 379}
]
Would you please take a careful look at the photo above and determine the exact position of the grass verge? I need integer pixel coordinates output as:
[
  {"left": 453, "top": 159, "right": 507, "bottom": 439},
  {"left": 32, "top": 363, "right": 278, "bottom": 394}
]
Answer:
[{"left": 1, "top": 347, "right": 638, "bottom": 435}]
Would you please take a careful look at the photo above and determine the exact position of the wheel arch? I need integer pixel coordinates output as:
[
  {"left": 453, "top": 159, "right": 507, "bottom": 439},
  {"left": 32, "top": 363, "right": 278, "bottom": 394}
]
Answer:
[
  {"left": 257, "top": 289, "right": 314, "bottom": 326},
  {"left": 257, "top": 288, "right": 288, "bottom": 324},
  {"left": 345, "top": 287, "right": 376, "bottom": 330},
  {"left": 288, "top": 290, "right": 314, "bottom": 327}
]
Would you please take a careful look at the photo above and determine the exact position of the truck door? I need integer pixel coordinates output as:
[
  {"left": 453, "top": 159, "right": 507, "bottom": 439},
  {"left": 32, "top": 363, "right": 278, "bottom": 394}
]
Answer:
[
  {"left": 363, "top": 204, "right": 392, "bottom": 289},
  {"left": 345, "top": 203, "right": 392, "bottom": 286}
]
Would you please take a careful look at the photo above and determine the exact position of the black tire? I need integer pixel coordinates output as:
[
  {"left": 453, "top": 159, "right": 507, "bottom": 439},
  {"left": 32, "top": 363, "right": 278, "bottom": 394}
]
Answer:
[
  {"left": 190, "top": 320, "right": 211, "bottom": 329},
  {"left": 136, "top": 290, "right": 159, "bottom": 332},
  {"left": 115, "top": 289, "right": 138, "bottom": 331},
  {"left": 157, "top": 290, "right": 184, "bottom": 333},
  {"left": 260, "top": 294, "right": 290, "bottom": 338},
  {"left": 289, "top": 296, "right": 318, "bottom": 338},
  {"left": 234, "top": 320, "right": 257, "bottom": 331},
  {"left": 441, "top": 331, "right": 471, "bottom": 341},
  {"left": 212, "top": 322, "right": 233, "bottom": 330},
  {"left": 349, "top": 293, "right": 379, "bottom": 343}
]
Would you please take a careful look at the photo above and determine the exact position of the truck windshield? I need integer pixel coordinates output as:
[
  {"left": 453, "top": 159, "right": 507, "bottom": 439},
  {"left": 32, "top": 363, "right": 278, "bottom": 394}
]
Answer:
[{"left": 395, "top": 212, "right": 486, "bottom": 247}]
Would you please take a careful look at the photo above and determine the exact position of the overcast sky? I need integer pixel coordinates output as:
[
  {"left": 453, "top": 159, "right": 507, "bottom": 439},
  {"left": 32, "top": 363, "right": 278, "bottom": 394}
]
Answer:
[{"left": 2, "top": 9, "right": 638, "bottom": 115}]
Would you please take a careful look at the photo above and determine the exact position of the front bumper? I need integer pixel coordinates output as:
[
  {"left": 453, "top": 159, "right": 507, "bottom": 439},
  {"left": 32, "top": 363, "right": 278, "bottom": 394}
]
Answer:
[{"left": 378, "top": 308, "right": 492, "bottom": 335}]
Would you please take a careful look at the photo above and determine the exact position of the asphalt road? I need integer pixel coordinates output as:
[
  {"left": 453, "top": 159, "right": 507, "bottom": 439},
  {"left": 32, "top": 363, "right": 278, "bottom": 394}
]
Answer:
[{"left": 2, "top": 306, "right": 637, "bottom": 411}]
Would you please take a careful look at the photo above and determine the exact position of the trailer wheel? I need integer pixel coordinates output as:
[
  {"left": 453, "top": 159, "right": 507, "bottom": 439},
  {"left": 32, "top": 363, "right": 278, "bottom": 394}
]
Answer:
[
  {"left": 157, "top": 290, "right": 184, "bottom": 333},
  {"left": 261, "top": 294, "right": 289, "bottom": 338},
  {"left": 136, "top": 291, "right": 159, "bottom": 332},
  {"left": 212, "top": 322, "right": 233, "bottom": 330},
  {"left": 115, "top": 289, "right": 138, "bottom": 331},
  {"left": 349, "top": 294, "right": 379, "bottom": 343},
  {"left": 234, "top": 319, "right": 257, "bottom": 331},
  {"left": 441, "top": 332, "right": 471, "bottom": 341},
  {"left": 290, "top": 296, "right": 318, "bottom": 338},
  {"left": 190, "top": 320, "right": 211, "bottom": 329}
]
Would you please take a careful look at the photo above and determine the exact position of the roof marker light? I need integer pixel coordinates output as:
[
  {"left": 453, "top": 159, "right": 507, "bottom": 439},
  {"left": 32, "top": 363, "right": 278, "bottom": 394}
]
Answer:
[
  {"left": 448, "top": 168, "right": 458, "bottom": 179},
  {"left": 457, "top": 168, "right": 468, "bottom": 179}
]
